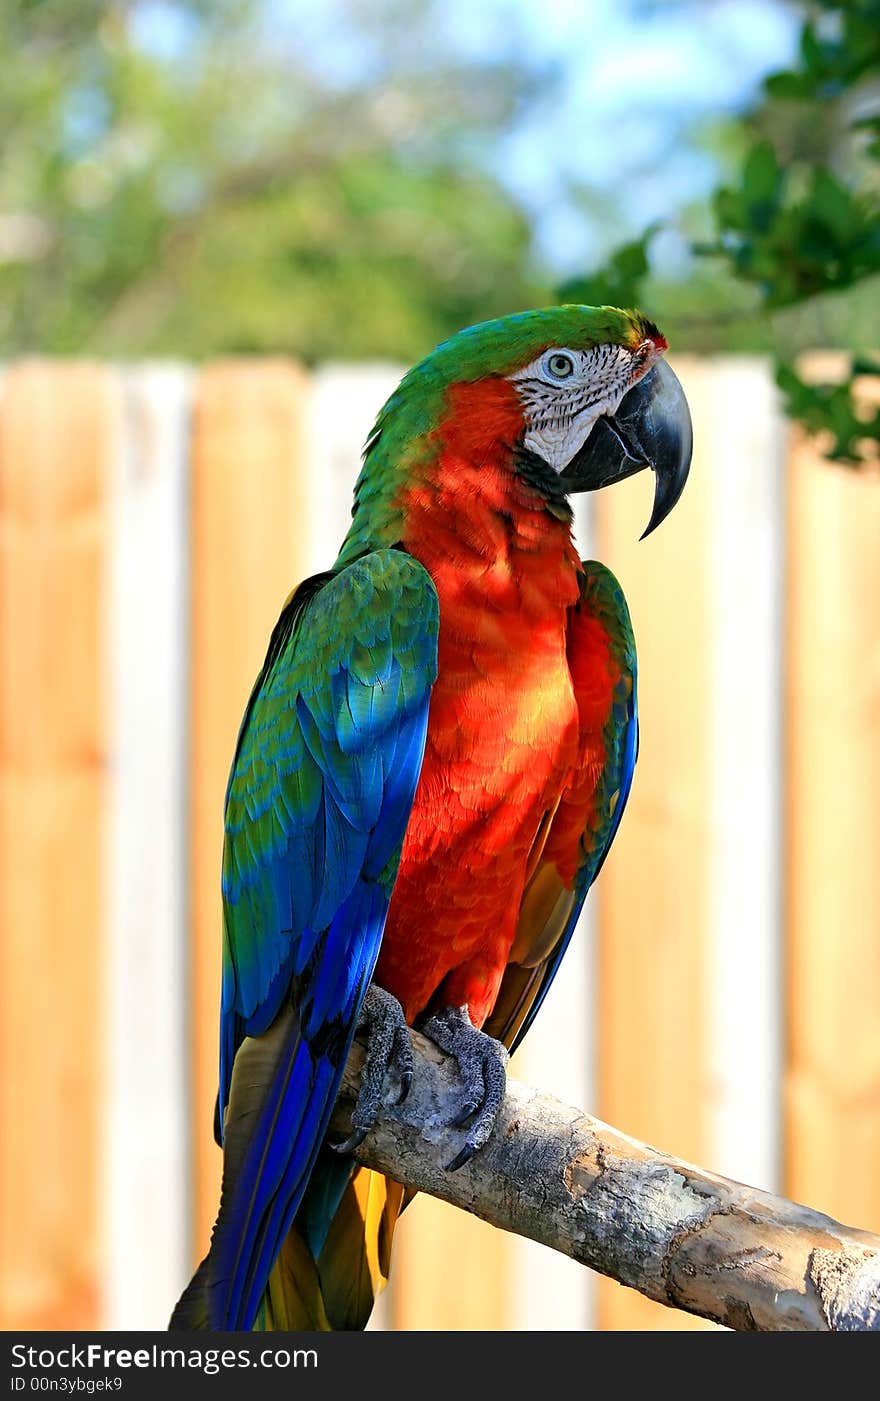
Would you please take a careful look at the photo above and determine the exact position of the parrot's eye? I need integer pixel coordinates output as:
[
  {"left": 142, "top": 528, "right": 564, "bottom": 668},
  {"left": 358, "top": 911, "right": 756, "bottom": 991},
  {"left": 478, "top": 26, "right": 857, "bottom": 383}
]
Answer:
[{"left": 544, "top": 351, "right": 576, "bottom": 381}]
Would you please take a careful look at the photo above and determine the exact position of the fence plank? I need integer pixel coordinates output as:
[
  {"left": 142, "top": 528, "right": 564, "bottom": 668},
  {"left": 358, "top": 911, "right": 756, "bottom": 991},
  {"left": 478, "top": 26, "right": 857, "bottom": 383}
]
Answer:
[
  {"left": 189, "top": 361, "right": 309, "bottom": 1263},
  {"left": 392, "top": 1196, "right": 512, "bottom": 1331},
  {"left": 0, "top": 364, "right": 112, "bottom": 1328},
  {"left": 104, "top": 367, "right": 191, "bottom": 1326},
  {"left": 785, "top": 383, "right": 880, "bottom": 1232},
  {"left": 703, "top": 359, "right": 784, "bottom": 1195},
  {"left": 305, "top": 365, "right": 402, "bottom": 576},
  {"left": 594, "top": 357, "right": 715, "bottom": 1330}
]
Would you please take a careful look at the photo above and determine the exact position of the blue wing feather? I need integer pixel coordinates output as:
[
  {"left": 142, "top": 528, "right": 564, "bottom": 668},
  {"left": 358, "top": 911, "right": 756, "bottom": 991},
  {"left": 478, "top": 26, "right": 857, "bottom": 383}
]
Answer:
[{"left": 206, "top": 549, "right": 438, "bottom": 1329}]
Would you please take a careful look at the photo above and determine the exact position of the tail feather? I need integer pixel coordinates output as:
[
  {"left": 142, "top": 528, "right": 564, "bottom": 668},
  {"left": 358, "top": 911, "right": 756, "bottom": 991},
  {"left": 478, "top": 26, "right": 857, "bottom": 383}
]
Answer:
[
  {"left": 171, "top": 1157, "right": 405, "bottom": 1332},
  {"left": 258, "top": 1226, "right": 333, "bottom": 1331},
  {"left": 169, "top": 1255, "right": 210, "bottom": 1331},
  {"left": 237, "top": 1053, "right": 337, "bottom": 1321},
  {"left": 170, "top": 999, "right": 404, "bottom": 1332},
  {"left": 247, "top": 1165, "right": 404, "bottom": 1331},
  {"left": 199, "top": 999, "right": 347, "bottom": 1329},
  {"left": 316, "top": 1167, "right": 404, "bottom": 1329}
]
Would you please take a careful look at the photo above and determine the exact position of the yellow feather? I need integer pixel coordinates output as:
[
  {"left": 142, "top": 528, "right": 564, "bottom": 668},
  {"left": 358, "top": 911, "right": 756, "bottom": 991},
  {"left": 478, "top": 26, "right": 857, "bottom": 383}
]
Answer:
[
  {"left": 510, "top": 862, "right": 575, "bottom": 966},
  {"left": 259, "top": 1227, "right": 333, "bottom": 1331},
  {"left": 317, "top": 1168, "right": 405, "bottom": 1329}
]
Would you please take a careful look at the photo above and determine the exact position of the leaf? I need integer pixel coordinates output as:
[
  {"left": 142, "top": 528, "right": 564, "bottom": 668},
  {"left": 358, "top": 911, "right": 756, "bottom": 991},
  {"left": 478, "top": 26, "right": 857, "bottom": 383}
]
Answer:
[
  {"left": 851, "top": 355, "right": 880, "bottom": 378},
  {"left": 808, "top": 168, "right": 859, "bottom": 245},
  {"left": 764, "top": 70, "right": 813, "bottom": 101},
  {"left": 743, "top": 140, "right": 781, "bottom": 207},
  {"left": 776, "top": 359, "right": 880, "bottom": 466},
  {"left": 800, "top": 22, "right": 824, "bottom": 77}
]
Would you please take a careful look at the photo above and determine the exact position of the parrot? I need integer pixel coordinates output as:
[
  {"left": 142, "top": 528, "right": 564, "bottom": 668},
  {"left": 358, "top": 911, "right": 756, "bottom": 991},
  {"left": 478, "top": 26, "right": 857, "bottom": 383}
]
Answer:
[{"left": 170, "top": 304, "right": 692, "bottom": 1332}]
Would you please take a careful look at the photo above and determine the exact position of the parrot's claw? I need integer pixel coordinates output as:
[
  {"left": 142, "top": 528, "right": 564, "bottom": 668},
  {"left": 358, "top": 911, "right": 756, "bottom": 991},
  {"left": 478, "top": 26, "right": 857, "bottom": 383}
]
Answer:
[
  {"left": 330, "top": 983, "right": 413, "bottom": 1154},
  {"left": 332, "top": 1124, "right": 369, "bottom": 1155},
  {"left": 419, "top": 1004, "right": 509, "bottom": 1171},
  {"left": 446, "top": 1141, "right": 479, "bottom": 1173}
]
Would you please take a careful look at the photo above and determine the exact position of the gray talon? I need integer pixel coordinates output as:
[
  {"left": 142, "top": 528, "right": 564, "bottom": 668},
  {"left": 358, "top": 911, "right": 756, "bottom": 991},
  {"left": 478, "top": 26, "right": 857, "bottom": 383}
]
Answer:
[
  {"left": 452, "top": 1101, "right": 478, "bottom": 1128},
  {"left": 330, "top": 1126, "right": 369, "bottom": 1155},
  {"left": 334, "top": 984, "right": 412, "bottom": 1152},
  {"left": 447, "top": 1142, "right": 477, "bottom": 1172},
  {"left": 420, "top": 1004, "right": 509, "bottom": 1169}
]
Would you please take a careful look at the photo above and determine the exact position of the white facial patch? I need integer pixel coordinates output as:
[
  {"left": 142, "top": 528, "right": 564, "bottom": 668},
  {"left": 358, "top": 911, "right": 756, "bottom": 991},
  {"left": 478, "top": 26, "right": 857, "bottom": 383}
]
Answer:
[{"left": 508, "top": 342, "right": 656, "bottom": 472}]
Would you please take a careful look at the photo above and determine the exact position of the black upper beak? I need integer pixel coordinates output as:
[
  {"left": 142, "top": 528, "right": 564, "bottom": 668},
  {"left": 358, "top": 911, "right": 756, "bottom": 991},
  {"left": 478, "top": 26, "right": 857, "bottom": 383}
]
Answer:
[{"left": 559, "top": 359, "right": 693, "bottom": 538}]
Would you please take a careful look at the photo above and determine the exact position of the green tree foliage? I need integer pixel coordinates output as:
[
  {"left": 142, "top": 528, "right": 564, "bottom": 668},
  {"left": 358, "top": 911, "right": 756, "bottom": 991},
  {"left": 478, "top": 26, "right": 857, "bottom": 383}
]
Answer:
[
  {"left": 0, "top": 0, "right": 546, "bottom": 360},
  {"left": 561, "top": 1, "right": 880, "bottom": 464}
]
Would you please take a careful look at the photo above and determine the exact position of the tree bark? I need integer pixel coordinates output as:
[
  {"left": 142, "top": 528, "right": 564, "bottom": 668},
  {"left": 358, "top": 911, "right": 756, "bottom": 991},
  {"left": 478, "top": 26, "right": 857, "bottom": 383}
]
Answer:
[{"left": 331, "top": 1029, "right": 880, "bottom": 1332}]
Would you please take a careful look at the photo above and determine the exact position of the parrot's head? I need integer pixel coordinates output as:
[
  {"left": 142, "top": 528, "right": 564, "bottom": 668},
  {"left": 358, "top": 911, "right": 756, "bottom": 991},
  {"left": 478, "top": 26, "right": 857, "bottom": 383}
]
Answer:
[
  {"left": 381, "top": 304, "right": 692, "bottom": 539},
  {"left": 504, "top": 305, "right": 691, "bottom": 537}
]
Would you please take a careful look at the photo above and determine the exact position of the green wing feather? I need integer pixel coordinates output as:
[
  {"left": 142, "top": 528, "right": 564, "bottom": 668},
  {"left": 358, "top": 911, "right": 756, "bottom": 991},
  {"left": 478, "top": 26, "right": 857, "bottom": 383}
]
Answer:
[{"left": 172, "top": 547, "right": 439, "bottom": 1331}]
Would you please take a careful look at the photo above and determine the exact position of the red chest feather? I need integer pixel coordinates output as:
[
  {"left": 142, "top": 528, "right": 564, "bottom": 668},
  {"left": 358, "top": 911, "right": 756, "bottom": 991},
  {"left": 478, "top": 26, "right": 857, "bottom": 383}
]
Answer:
[{"left": 374, "top": 379, "right": 588, "bottom": 1023}]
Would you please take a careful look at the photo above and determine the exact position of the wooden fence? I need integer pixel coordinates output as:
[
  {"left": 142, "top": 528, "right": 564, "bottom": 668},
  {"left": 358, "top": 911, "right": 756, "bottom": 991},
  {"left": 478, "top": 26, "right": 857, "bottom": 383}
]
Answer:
[{"left": 0, "top": 356, "right": 877, "bottom": 1331}]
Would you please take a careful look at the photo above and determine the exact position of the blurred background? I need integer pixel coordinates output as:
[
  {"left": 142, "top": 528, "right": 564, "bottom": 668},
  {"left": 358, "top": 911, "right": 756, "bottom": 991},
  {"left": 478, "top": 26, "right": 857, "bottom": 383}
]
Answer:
[{"left": 0, "top": 0, "right": 878, "bottom": 1331}]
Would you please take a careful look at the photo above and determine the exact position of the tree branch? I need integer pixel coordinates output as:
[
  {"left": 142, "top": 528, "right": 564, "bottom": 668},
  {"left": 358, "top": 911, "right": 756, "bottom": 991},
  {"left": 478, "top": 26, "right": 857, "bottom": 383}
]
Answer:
[{"left": 331, "top": 1030, "right": 880, "bottom": 1332}]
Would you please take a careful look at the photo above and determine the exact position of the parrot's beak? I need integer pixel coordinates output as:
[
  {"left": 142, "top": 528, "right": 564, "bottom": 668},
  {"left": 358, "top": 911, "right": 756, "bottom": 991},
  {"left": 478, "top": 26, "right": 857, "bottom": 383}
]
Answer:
[{"left": 559, "top": 359, "right": 693, "bottom": 538}]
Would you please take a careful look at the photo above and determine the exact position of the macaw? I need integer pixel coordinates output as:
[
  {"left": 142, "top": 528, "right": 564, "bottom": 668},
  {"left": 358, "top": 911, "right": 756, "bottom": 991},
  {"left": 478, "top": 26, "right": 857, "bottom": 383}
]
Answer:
[{"left": 170, "top": 305, "right": 691, "bottom": 1331}]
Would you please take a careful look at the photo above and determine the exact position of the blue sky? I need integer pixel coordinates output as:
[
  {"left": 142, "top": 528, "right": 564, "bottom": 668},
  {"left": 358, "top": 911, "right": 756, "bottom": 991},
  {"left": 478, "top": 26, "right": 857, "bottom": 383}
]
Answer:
[
  {"left": 290, "top": 0, "right": 799, "bottom": 269},
  {"left": 490, "top": 0, "right": 800, "bottom": 267}
]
